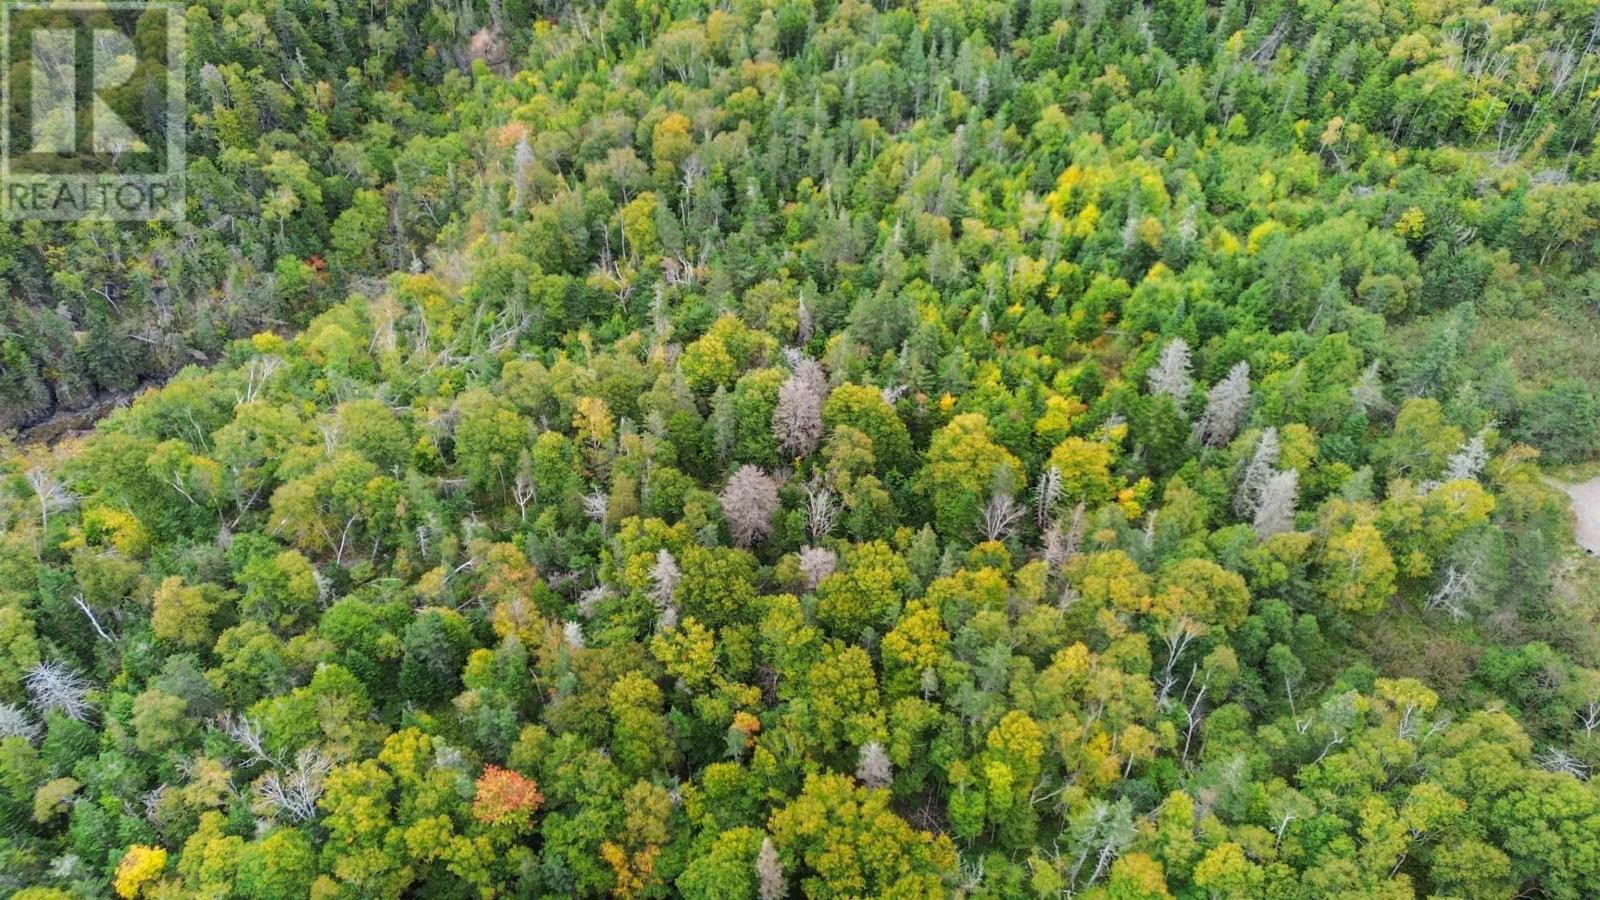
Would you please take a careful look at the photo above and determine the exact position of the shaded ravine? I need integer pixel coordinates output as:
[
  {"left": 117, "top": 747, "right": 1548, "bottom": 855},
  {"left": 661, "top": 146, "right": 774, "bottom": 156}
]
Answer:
[{"left": 15, "top": 391, "right": 137, "bottom": 446}]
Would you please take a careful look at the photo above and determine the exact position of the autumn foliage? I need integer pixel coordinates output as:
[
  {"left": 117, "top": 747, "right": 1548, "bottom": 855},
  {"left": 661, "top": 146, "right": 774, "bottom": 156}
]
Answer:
[
  {"left": 8, "top": 0, "right": 1600, "bottom": 897},
  {"left": 471, "top": 765, "right": 543, "bottom": 829},
  {"left": 113, "top": 845, "right": 167, "bottom": 898}
]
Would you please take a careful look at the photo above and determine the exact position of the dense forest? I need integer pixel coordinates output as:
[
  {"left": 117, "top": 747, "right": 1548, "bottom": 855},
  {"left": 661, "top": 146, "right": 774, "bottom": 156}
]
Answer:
[{"left": 5, "top": 0, "right": 1600, "bottom": 896}]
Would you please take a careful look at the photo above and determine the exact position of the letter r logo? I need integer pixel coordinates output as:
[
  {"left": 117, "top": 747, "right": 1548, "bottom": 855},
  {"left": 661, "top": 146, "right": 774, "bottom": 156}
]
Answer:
[
  {"left": 2, "top": 2, "right": 186, "bottom": 221},
  {"left": 29, "top": 27, "right": 148, "bottom": 154}
]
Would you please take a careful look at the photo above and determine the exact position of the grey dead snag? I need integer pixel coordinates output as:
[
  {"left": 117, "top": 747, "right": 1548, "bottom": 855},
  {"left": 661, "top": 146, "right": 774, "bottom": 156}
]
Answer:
[
  {"left": 511, "top": 135, "right": 535, "bottom": 212},
  {"left": 255, "top": 747, "right": 333, "bottom": 822},
  {"left": 721, "top": 465, "right": 780, "bottom": 547},
  {"left": 1351, "top": 361, "right": 1387, "bottom": 415},
  {"left": 1536, "top": 745, "right": 1590, "bottom": 780},
  {"left": 0, "top": 703, "right": 41, "bottom": 743},
  {"left": 581, "top": 489, "right": 610, "bottom": 524},
  {"left": 1234, "top": 427, "right": 1281, "bottom": 519},
  {"left": 856, "top": 741, "right": 893, "bottom": 789},
  {"left": 1252, "top": 468, "right": 1299, "bottom": 538},
  {"left": 562, "top": 620, "right": 586, "bottom": 650},
  {"left": 1148, "top": 337, "right": 1194, "bottom": 407},
  {"left": 756, "top": 835, "right": 785, "bottom": 900},
  {"left": 1033, "top": 465, "right": 1063, "bottom": 530},
  {"left": 220, "top": 711, "right": 280, "bottom": 768},
  {"left": 773, "top": 372, "right": 825, "bottom": 458},
  {"left": 1194, "top": 361, "right": 1251, "bottom": 448},
  {"left": 650, "top": 549, "right": 682, "bottom": 631},
  {"left": 650, "top": 549, "right": 681, "bottom": 607},
  {"left": 797, "top": 545, "right": 838, "bottom": 591},
  {"left": 25, "top": 661, "right": 94, "bottom": 722},
  {"left": 25, "top": 463, "right": 76, "bottom": 531},
  {"left": 804, "top": 480, "right": 839, "bottom": 542},
  {"left": 981, "top": 492, "right": 1025, "bottom": 542},
  {"left": 1443, "top": 425, "right": 1492, "bottom": 483}
]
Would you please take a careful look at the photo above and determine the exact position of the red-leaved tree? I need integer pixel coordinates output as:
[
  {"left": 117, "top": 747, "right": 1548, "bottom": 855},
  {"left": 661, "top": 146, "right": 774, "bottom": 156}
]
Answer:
[{"left": 472, "top": 765, "right": 544, "bottom": 832}]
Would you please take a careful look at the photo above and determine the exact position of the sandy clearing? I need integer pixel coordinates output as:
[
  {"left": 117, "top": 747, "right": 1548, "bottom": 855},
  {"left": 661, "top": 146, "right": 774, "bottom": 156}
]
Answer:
[{"left": 1552, "top": 477, "right": 1600, "bottom": 556}]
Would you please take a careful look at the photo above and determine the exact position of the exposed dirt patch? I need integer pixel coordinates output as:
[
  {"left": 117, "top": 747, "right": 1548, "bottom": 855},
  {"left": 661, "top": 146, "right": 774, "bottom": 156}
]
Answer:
[{"left": 1551, "top": 476, "right": 1600, "bottom": 556}]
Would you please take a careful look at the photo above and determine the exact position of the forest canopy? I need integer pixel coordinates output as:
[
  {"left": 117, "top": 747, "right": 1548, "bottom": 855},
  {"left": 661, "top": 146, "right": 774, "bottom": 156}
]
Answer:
[{"left": 5, "top": 0, "right": 1600, "bottom": 897}]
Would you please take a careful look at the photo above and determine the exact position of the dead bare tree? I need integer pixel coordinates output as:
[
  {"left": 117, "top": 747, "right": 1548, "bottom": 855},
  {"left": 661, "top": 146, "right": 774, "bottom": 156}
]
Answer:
[
  {"left": 219, "top": 711, "right": 280, "bottom": 768},
  {"left": 235, "top": 355, "right": 283, "bottom": 404},
  {"left": 255, "top": 748, "right": 334, "bottom": 821},
  {"left": 1578, "top": 698, "right": 1600, "bottom": 737},
  {"left": 1443, "top": 425, "right": 1492, "bottom": 483},
  {"left": 71, "top": 592, "right": 117, "bottom": 643},
  {"left": 24, "top": 463, "right": 76, "bottom": 532},
  {"left": 1424, "top": 563, "right": 1476, "bottom": 622},
  {"left": 756, "top": 836, "right": 785, "bottom": 900},
  {"left": 1147, "top": 337, "right": 1195, "bottom": 406},
  {"left": 581, "top": 489, "right": 610, "bottom": 528},
  {"left": 1032, "top": 466, "right": 1062, "bottom": 530},
  {"left": 1233, "top": 427, "right": 1281, "bottom": 519},
  {"left": 1351, "top": 361, "right": 1388, "bottom": 416},
  {"left": 804, "top": 480, "right": 839, "bottom": 543},
  {"left": 856, "top": 741, "right": 893, "bottom": 789},
  {"left": 25, "top": 661, "right": 94, "bottom": 722},
  {"left": 1252, "top": 469, "right": 1299, "bottom": 538},
  {"left": 721, "top": 466, "right": 779, "bottom": 547},
  {"left": 1194, "top": 361, "right": 1251, "bottom": 448},
  {"left": 773, "top": 372, "right": 825, "bottom": 458},
  {"left": 0, "top": 703, "right": 41, "bottom": 742},
  {"left": 1536, "top": 745, "right": 1590, "bottom": 780},
  {"left": 513, "top": 468, "right": 535, "bottom": 521},
  {"left": 650, "top": 549, "right": 681, "bottom": 609},
  {"left": 797, "top": 545, "right": 838, "bottom": 591},
  {"left": 980, "top": 492, "right": 1026, "bottom": 542},
  {"left": 1156, "top": 617, "right": 1202, "bottom": 708}
]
